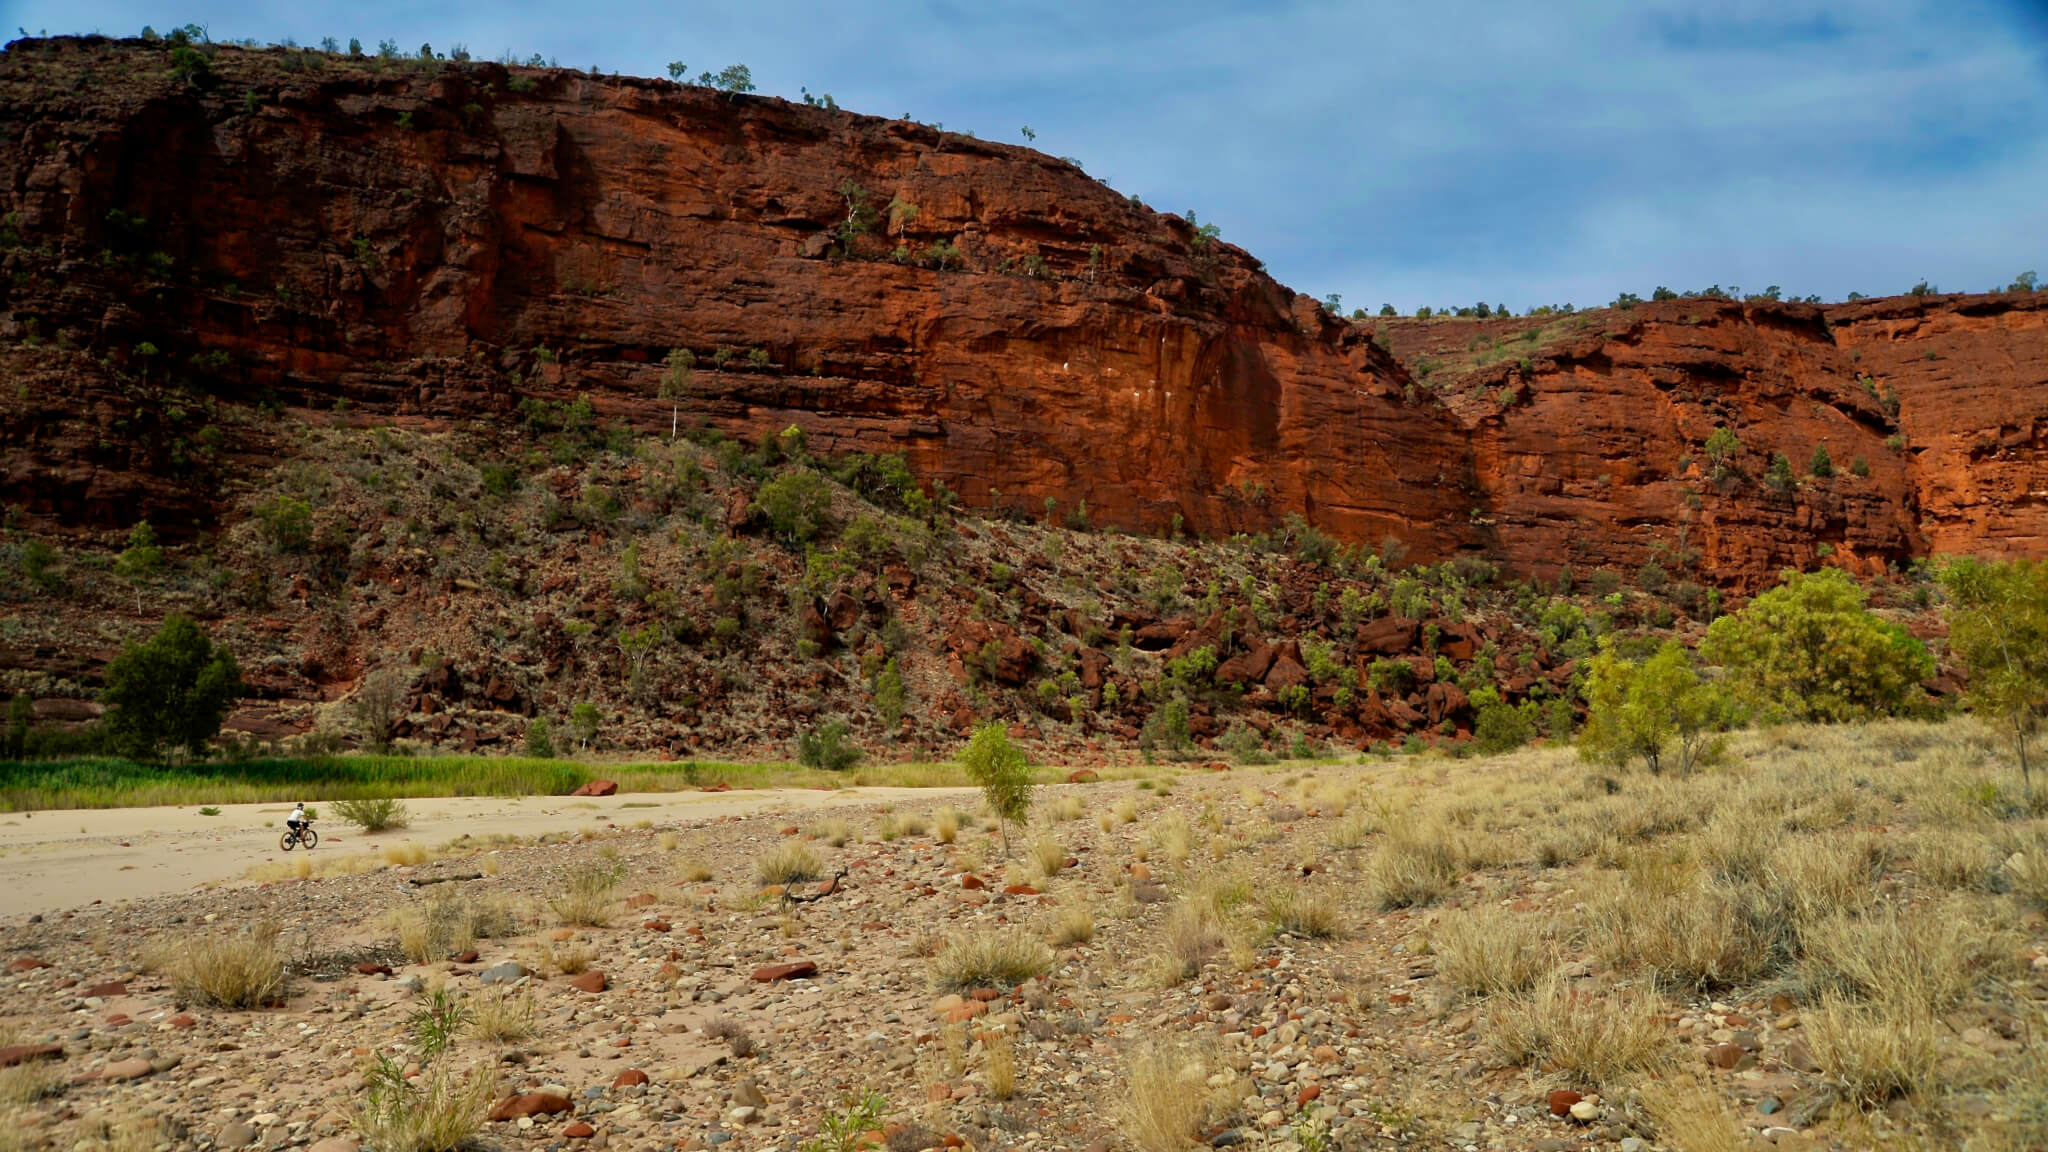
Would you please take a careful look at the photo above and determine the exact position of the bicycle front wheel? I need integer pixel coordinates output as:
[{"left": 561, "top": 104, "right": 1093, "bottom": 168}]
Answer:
[
  {"left": 280, "top": 831, "right": 297, "bottom": 852},
  {"left": 300, "top": 828, "right": 318, "bottom": 849}
]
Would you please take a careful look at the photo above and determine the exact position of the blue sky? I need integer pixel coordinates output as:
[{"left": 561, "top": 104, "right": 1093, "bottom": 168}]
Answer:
[{"left": 13, "top": 0, "right": 2047, "bottom": 311}]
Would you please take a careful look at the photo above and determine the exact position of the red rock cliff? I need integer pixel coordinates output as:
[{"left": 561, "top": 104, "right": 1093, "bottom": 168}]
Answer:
[{"left": 2, "top": 37, "right": 2045, "bottom": 587}]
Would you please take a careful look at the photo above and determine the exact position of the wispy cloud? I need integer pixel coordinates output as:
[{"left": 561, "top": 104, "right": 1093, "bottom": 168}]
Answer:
[{"left": 13, "top": 0, "right": 2044, "bottom": 310}]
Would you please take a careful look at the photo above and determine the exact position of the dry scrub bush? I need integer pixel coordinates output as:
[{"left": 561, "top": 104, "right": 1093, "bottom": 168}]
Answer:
[
  {"left": 1486, "top": 978, "right": 1671, "bottom": 1089},
  {"left": 756, "top": 840, "right": 823, "bottom": 887},
  {"left": 1264, "top": 888, "right": 1340, "bottom": 938},
  {"left": 1588, "top": 875, "right": 1779, "bottom": 994},
  {"left": 702, "top": 1016, "right": 756, "bottom": 1057},
  {"left": 391, "top": 893, "right": 517, "bottom": 964},
  {"left": 1030, "top": 837, "right": 1067, "bottom": 879},
  {"left": 1050, "top": 904, "right": 1095, "bottom": 945},
  {"left": 1800, "top": 901, "right": 2014, "bottom": 1012},
  {"left": 1805, "top": 994, "right": 1940, "bottom": 1104},
  {"left": 1639, "top": 1074, "right": 1751, "bottom": 1152},
  {"left": 1050, "top": 795, "right": 1084, "bottom": 822},
  {"left": 468, "top": 989, "right": 537, "bottom": 1044},
  {"left": 678, "top": 858, "right": 714, "bottom": 883},
  {"left": 1114, "top": 798, "right": 1138, "bottom": 824},
  {"left": 984, "top": 1027, "right": 1017, "bottom": 1100},
  {"left": 935, "top": 809, "right": 960, "bottom": 843},
  {"left": 153, "top": 921, "right": 284, "bottom": 1008},
  {"left": 808, "top": 818, "right": 851, "bottom": 847},
  {"left": 1430, "top": 905, "right": 1556, "bottom": 997},
  {"left": 353, "top": 1062, "right": 497, "bottom": 1152},
  {"left": 1368, "top": 821, "right": 1463, "bottom": 909},
  {"left": 656, "top": 831, "right": 680, "bottom": 852},
  {"left": 549, "top": 859, "right": 624, "bottom": 926},
  {"left": 931, "top": 929, "right": 1054, "bottom": 991},
  {"left": 1120, "top": 1041, "right": 1236, "bottom": 1152}
]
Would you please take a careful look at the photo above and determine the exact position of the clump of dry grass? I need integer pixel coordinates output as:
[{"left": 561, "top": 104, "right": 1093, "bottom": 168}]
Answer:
[
  {"left": 1050, "top": 904, "right": 1095, "bottom": 945},
  {"left": 931, "top": 929, "right": 1054, "bottom": 991},
  {"left": 468, "top": 989, "right": 537, "bottom": 1044},
  {"left": 1119, "top": 1041, "right": 1235, "bottom": 1152},
  {"left": 1264, "top": 887, "right": 1340, "bottom": 938},
  {"left": 656, "top": 831, "right": 680, "bottom": 852},
  {"left": 1367, "top": 821, "right": 1463, "bottom": 909},
  {"left": 532, "top": 941, "right": 595, "bottom": 976},
  {"left": 1326, "top": 811, "right": 1375, "bottom": 851},
  {"left": 1151, "top": 875, "right": 1255, "bottom": 984},
  {"left": 1800, "top": 901, "right": 2013, "bottom": 1012},
  {"left": 1050, "top": 795, "right": 1084, "bottom": 822},
  {"left": 1114, "top": 798, "right": 1138, "bottom": 824},
  {"left": 0, "top": 1048, "right": 62, "bottom": 1107},
  {"left": 1430, "top": 904, "right": 1556, "bottom": 997},
  {"left": 678, "top": 857, "right": 714, "bottom": 883},
  {"left": 1485, "top": 978, "right": 1671, "bottom": 1089},
  {"left": 756, "top": 840, "right": 823, "bottom": 887},
  {"left": 390, "top": 893, "right": 518, "bottom": 964},
  {"left": 984, "top": 1027, "right": 1017, "bottom": 1100},
  {"left": 1148, "top": 812, "right": 1194, "bottom": 866},
  {"left": 1805, "top": 994, "right": 1941, "bottom": 1105},
  {"left": 1639, "top": 1074, "right": 1751, "bottom": 1152},
  {"left": 807, "top": 818, "right": 851, "bottom": 847},
  {"left": 353, "top": 1062, "right": 497, "bottom": 1152},
  {"left": 1588, "top": 875, "right": 1778, "bottom": 994},
  {"left": 151, "top": 921, "right": 285, "bottom": 1009},
  {"left": 935, "top": 809, "right": 960, "bottom": 843},
  {"left": 383, "top": 843, "right": 430, "bottom": 867},
  {"left": 1030, "top": 837, "right": 1067, "bottom": 879},
  {"left": 548, "top": 859, "right": 624, "bottom": 927}
]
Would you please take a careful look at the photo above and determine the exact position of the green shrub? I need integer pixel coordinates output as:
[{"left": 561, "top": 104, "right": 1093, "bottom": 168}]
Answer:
[
  {"left": 332, "top": 796, "right": 410, "bottom": 832},
  {"left": 756, "top": 470, "right": 834, "bottom": 543},
  {"left": 1578, "top": 640, "right": 1736, "bottom": 775},
  {"left": 1939, "top": 558, "right": 2048, "bottom": 790},
  {"left": 524, "top": 718, "right": 555, "bottom": 759},
  {"left": 102, "top": 615, "right": 243, "bottom": 762},
  {"left": 1700, "top": 568, "right": 1932, "bottom": 723},
  {"left": 797, "top": 720, "right": 862, "bottom": 771}
]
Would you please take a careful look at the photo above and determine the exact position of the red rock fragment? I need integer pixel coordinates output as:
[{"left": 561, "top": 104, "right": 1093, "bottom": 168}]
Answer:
[
  {"left": 568, "top": 971, "right": 607, "bottom": 994},
  {"left": 612, "top": 1069, "right": 648, "bottom": 1088},
  {"left": 1548, "top": 1089, "right": 1582, "bottom": 1117},
  {"left": 488, "top": 1094, "right": 572, "bottom": 1122},
  {"left": 750, "top": 961, "right": 817, "bottom": 983}
]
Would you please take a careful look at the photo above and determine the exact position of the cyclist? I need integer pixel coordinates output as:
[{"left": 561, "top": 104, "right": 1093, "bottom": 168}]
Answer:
[{"left": 287, "top": 802, "right": 310, "bottom": 839}]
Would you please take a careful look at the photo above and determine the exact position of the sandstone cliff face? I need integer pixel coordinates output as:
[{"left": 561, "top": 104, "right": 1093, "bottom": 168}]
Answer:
[
  {"left": 0, "top": 37, "right": 1472, "bottom": 555},
  {"left": 2, "top": 37, "right": 2046, "bottom": 588}
]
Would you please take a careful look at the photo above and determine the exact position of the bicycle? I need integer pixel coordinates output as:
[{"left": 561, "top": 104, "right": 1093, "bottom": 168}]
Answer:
[{"left": 280, "top": 821, "right": 318, "bottom": 851}]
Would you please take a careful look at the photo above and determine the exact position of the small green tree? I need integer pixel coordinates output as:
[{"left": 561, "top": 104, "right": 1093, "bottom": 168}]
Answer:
[
  {"left": 3, "top": 694, "right": 32, "bottom": 760},
  {"left": 101, "top": 615, "right": 243, "bottom": 762},
  {"left": 113, "top": 519, "right": 164, "bottom": 611},
  {"left": 525, "top": 717, "right": 556, "bottom": 758},
  {"left": 873, "top": 659, "right": 906, "bottom": 726},
  {"left": 1700, "top": 568, "right": 1932, "bottom": 723},
  {"left": 658, "top": 348, "right": 694, "bottom": 440},
  {"left": 1764, "top": 452, "right": 1796, "bottom": 492},
  {"left": 961, "top": 723, "right": 1031, "bottom": 855},
  {"left": 1809, "top": 443, "right": 1834, "bottom": 478},
  {"left": 1939, "top": 558, "right": 2048, "bottom": 792},
  {"left": 568, "top": 702, "right": 601, "bottom": 751},
  {"left": 1578, "top": 640, "right": 1736, "bottom": 775},
  {"left": 756, "top": 470, "right": 834, "bottom": 543}
]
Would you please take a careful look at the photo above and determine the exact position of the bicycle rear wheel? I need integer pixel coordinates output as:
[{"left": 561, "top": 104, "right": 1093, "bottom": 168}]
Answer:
[
  {"left": 301, "top": 828, "right": 318, "bottom": 849},
  {"left": 280, "top": 831, "right": 297, "bottom": 852}
]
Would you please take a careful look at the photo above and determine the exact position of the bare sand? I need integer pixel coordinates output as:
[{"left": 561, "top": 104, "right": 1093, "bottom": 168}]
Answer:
[{"left": 0, "top": 785, "right": 974, "bottom": 917}]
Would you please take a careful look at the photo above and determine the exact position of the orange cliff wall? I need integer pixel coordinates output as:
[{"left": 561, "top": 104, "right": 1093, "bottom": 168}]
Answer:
[{"left": 2, "top": 37, "right": 2046, "bottom": 588}]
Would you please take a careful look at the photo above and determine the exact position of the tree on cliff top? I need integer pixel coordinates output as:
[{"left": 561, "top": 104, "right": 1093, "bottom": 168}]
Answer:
[{"left": 102, "top": 615, "right": 243, "bottom": 762}]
